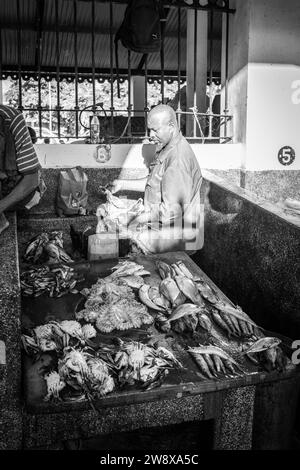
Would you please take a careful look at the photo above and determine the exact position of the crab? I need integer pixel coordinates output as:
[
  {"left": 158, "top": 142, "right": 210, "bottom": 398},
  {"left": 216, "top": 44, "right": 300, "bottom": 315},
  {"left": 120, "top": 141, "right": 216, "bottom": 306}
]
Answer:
[
  {"left": 124, "top": 342, "right": 146, "bottom": 372},
  {"left": 58, "top": 348, "right": 90, "bottom": 389},
  {"left": 86, "top": 357, "right": 115, "bottom": 397},
  {"left": 81, "top": 324, "right": 97, "bottom": 341},
  {"left": 44, "top": 371, "right": 66, "bottom": 401}
]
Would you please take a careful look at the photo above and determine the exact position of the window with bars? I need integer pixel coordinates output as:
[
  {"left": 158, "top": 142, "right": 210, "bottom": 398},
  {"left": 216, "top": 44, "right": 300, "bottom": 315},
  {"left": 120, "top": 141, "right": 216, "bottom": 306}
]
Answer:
[{"left": 0, "top": 0, "right": 234, "bottom": 144}]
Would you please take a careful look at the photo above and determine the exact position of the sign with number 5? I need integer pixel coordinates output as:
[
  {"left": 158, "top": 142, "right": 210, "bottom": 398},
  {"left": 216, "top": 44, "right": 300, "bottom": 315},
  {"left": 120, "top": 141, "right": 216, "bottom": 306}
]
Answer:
[{"left": 278, "top": 146, "right": 295, "bottom": 166}]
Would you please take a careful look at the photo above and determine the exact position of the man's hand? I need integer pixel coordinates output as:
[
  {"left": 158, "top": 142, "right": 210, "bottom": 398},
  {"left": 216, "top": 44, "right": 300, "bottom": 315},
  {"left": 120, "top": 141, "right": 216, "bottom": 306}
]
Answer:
[{"left": 109, "top": 179, "right": 124, "bottom": 194}]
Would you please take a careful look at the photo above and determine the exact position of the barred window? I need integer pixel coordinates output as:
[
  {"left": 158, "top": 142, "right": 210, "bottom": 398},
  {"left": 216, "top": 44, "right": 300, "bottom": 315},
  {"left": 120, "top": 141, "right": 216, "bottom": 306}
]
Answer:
[{"left": 0, "top": 0, "right": 234, "bottom": 144}]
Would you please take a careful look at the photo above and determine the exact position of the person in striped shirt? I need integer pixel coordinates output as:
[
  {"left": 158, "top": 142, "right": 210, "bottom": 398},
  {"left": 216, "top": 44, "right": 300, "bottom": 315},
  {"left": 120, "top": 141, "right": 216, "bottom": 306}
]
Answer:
[{"left": 0, "top": 104, "right": 43, "bottom": 234}]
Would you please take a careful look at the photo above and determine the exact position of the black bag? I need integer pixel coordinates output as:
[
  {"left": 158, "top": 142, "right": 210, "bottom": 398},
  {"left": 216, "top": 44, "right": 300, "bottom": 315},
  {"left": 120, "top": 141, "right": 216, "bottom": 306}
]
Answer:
[
  {"left": 115, "top": 0, "right": 166, "bottom": 96},
  {"left": 56, "top": 167, "right": 88, "bottom": 217}
]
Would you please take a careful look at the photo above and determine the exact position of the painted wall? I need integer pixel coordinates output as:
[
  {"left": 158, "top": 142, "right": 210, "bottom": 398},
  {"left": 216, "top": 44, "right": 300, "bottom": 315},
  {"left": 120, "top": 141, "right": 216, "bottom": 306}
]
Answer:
[
  {"left": 35, "top": 142, "right": 243, "bottom": 171},
  {"left": 225, "top": 0, "right": 300, "bottom": 173},
  {"left": 246, "top": 63, "right": 300, "bottom": 171}
]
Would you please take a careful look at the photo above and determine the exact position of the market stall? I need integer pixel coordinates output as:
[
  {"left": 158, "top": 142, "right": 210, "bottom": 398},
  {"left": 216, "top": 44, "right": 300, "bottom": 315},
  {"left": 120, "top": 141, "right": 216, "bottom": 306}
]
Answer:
[{"left": 19, "top": 249, "right": 300, "bottom": 450}]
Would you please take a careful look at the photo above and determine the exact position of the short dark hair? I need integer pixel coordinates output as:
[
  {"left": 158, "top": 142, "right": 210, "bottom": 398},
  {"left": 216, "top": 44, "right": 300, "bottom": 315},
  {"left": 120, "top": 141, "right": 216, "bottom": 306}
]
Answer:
[{"left": 27, "top": 126, "right": 37, "bottom": 144}]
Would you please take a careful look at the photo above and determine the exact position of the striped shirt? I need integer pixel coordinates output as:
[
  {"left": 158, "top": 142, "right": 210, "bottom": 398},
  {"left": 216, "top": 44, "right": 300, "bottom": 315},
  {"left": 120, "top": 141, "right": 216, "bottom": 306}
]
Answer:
[{"left": 0, "top": 104, "right": 41, "bottom": 174}]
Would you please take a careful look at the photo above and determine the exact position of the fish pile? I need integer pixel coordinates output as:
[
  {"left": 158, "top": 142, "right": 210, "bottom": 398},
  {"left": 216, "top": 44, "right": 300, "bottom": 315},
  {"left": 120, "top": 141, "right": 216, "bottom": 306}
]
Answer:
[
  {"left": 242, "top": 336, "right": 289, "bottom": 372},
  {"left": 138, "top": 259, "right": 261, "bottom": 339},
  {"left": 76, "top": 261, "right": 153, "bottom": 332},
  {"left": 21, "top": 320, "right": 97, "bottom": 354},
  {"left": 102, "top": 339, "right": 183, "bottom": 390},
  {"left": 21, "top": 264, "right": 82, "bottom": 297},
  {"left": 23, "top": 231, "right": 73, "bottom": 265},
  {"left": 44, "top": 347, "right": 115, "bottom": 401},
  {"left": 137, "top": 259, "right": 290, "bottom": 375},
  {"left": 188, "top": 345, "right": 245, "bottom": 379}
]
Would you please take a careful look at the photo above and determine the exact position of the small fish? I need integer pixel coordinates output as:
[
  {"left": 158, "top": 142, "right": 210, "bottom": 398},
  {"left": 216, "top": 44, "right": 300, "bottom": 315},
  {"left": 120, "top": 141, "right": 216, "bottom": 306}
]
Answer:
[
  {"left": 159, "top": 277, "right": 186, "bottom": 307},
  {"left": 119, "top": 275, "right": 145, "bottom": 289},
  {"left": 242, "top": 337, "right": 281, "bottom": 355},
  {"left": 169, "top": 303, "right": 201, "bottom": 322},
  {"left": 156, "top": 260, "right": 173, "bottom": 279},
  {"left": 174, "top": 275, "right": 205, "bottom": 306}
]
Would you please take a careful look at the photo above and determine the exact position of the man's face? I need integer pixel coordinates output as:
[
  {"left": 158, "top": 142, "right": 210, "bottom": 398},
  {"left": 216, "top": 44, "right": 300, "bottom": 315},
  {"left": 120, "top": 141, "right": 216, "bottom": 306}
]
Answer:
[{"left": 148, "top": 114, "right": 173, "bottom": 151}]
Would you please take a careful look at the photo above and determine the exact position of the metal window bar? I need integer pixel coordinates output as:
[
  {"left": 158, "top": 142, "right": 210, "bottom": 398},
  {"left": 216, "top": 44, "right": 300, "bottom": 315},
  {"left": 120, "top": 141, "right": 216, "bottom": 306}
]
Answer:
[
  {"left": 208, "top": 9, "right": 214, "bottom": 139},
  {"left": 109, "top": 0, "right": 114, "bottom": 137},
  {"left": 177, "top": 6, "right": 181, "bottom": 130},
  {"left": 55, "top": 0, "right": 61, "bottom": 139},
  {"left": 224, "top": 11, "right": 229, "bottom": 138},
  {"left": 16, "top": 0, "right": 22, "bottom": 111},
  {"left": 144, "top": 55, "right": 148, "bottom": 137},
  {"left": 127, "top": 50, "right": 132, "bottom": 137},
  {"left": 74, "top": 0, "right": 79, "bottom": 139},
  {"left": 193, "top": 7, "right": 197, "bottom": 138},
  {"left": 2, "top": 0, "right": 234, "bottom": 144},
  {"left": 36, "top": 0, "right": 43, "bottom": 138},
  {"left": 91, "top": 0, "right": 96, "bottom": 110}
]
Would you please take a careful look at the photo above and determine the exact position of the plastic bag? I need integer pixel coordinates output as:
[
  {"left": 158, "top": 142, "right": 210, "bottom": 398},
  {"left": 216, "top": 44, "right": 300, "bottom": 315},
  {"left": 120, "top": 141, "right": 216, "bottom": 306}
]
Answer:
[
  {"left": 96, "top": 189, "right": 144, "bottom": 233},
  {"left": 56, "top": 167, "right": 88, "bottom": 217}
]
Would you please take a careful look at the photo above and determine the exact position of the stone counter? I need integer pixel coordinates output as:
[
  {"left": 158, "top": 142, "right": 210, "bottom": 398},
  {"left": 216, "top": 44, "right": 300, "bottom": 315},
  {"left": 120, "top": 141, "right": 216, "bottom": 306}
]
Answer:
[{"left": 0, "top": 212, "right": 22, "bottom": 449}]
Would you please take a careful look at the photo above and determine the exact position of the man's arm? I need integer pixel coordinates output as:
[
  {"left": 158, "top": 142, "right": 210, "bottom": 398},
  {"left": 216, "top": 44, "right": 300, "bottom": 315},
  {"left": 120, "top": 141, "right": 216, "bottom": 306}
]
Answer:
[
  {"left": 110, "top": 176, "right": 148, "bottom": 194},
  {"left": 0, "top": 172, "right": 39, "bottom": 213}
]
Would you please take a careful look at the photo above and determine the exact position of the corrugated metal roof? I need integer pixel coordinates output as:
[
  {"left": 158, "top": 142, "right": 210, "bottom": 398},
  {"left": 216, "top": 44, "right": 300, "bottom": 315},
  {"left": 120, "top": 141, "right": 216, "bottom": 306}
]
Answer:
[{"left": 0, "top": 0, "right": 222, "bottom": 76}]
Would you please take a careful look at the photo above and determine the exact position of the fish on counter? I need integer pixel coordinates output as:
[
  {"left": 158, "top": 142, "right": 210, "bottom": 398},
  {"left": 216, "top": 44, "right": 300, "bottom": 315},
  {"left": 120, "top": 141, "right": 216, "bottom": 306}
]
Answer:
[
  {"left": 211, "top": 302, "right": 262, "bottom": 339},
  {"left": 20, "top": 264, "right": 82, "bottom": 298},
  {"left": 241, "top": 336, "right": 290, "bottom": 372},
  {"left": 188, "top": 344, "right": 246, "bottom": 379},
  {"left": 23, "top": 230, "right": 74, "bottom": 265}
]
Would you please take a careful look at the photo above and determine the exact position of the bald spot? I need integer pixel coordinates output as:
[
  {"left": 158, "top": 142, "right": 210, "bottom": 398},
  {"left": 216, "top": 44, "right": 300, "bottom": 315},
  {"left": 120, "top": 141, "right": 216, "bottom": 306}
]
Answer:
[{"left": 148, "top": 104, "right": 178, "bottom": 127}]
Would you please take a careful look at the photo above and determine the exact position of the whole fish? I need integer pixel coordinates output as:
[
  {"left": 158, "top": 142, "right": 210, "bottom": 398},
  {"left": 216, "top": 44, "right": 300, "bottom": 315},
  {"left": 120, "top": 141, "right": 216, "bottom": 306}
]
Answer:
[
  {"left": 156, "top": 260, "right": 173, "bottom": 279},
  {"left": 197, "top": 313, "right": 213, "bottom": 333},
  {"left": 190, "top": 352, "right": 215, "bottom": 379},
  {"left": 175, "top": 261, "right": 201, "bottom": 282},
  {"left": 196, "top": 281, "right": 219, "bottom": 304},
  {"left": 119, "top": 275, "right": 145, "bottom": 289},
  {"left": 139, "top": 284, "right": 166, "bottom": 312},
  {"left": 242, "top": 337, "right": 281, "bottom": 355},
  {"left": 159, "top": 277, "right": 186, "bottom": 308},
  {"left": 169, "top": 303, "right": 201, "bottom": 322},
  {"left": 215, "top": 302, "right": 261, "bottom": 332},
  {"left": 148, "top": 286, "right": 171, "bottom": 311},
  {"left": 174, "top": 275, "right": 205, "bottom": 306},
  {"left": 188, "top": 345, "right": 243, "bottom": 370}
]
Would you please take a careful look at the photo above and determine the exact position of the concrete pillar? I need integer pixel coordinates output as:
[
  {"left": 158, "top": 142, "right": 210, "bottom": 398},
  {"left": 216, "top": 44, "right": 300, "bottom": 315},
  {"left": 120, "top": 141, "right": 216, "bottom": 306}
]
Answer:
[
  {"left": 186, "top": 10, "right": 208, "bottom": 137},
  {"left": 132, "top": 76, "right": 145, "bottom": 117}
]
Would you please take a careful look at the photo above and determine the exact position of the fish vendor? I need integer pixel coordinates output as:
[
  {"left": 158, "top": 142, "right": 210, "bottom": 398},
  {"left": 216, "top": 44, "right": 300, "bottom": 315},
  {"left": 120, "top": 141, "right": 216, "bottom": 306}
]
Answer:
[
  {"left": 111, "top": 104, "right": 203, "bottom": 255},
  {"left": 0, "top": 104, "right": 45, "bottom": 235}
]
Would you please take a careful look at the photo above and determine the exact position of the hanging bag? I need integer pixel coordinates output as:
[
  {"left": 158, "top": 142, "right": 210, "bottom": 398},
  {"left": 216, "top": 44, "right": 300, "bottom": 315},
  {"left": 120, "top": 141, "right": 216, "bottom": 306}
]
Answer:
[
  {"left": 56, "top": 167, "right": 88, "bottom": 217},
  {"left": 114, "top": 0, "right": 166, "bottom": 97}
]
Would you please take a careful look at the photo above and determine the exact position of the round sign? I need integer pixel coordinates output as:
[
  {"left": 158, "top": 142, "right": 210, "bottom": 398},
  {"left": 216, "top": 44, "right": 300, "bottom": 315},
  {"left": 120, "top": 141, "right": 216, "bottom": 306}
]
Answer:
[{"left": 278, "top": 146, "right": 295, "bottom": 166}]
